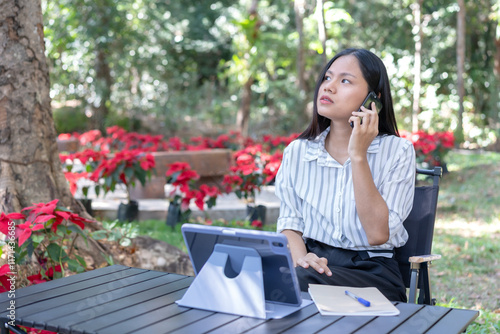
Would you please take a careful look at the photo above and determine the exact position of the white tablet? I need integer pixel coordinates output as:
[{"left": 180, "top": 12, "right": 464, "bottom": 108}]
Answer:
[{"left": 181, "top": 223, "right": 303, "bottom": 307}]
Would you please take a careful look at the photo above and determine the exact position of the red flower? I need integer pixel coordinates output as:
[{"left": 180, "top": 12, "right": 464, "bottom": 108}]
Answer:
[
  {"left": 0, "top": 212, "right": 25, "bottom": 235},
  {"left": 45, "top": 265, "right": 62, "bottom": 279},
  {"left": 199, "top": 184, "right": 220, "bottom": 198},
  {"left": 0, "top": 264, "right": 13, "bottom": 292},
  {"left": 251, "top": 220, "right": 263, "bottom": 228},
  {"left": 165, "top": 162, "right": 191, "bottom": 176},
  {"left": 27, "top": 272, "right": 47, "bottom": 285}
]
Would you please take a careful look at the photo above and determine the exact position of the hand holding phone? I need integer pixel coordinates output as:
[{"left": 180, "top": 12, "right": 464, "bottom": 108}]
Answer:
[{"left": 350, "top": 92, "right": 383, "bottom": 128}]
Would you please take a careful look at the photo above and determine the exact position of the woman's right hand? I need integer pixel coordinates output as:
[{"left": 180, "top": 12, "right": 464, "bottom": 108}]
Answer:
[{"left": 296, "top": 252, "right": 332, "bottom": 276}]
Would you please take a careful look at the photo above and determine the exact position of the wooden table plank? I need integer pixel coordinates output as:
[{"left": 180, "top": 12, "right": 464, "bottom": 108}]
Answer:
[
  {"left": 279, "top": 312, "right": 341, "bottom": 334},
  {"left": 206, "top": 315, "right": 267, "bottom": 334},
  {"left": 390, "top": 304, "right": 450, "bottom": 334},
  {"left": 244, "top": 303, "right": 320, "bottom": 334},
  {"left": 169, "top": 312, "right": 240, "bottom": 334},
  {"left": 352, "top": 303, "right": 424, "bottom": 334},
  {"left": 41, "top": 275, "right": 192, "bottom": 333},
  {"left": 9, "top": 269, "right": 163, "bottom": 325},
  {"left": 95, "top": 291, "right": 190, "bottom": 334},
  {"left": 425, "top": 308, "right": 479, "bottom": 334},
  {"left": 0, "top": 265, "right": 130, "bottom": 308},
  {"left": 68, "top": 277, "right": 193, "bottom": 333},
  {"left": 132, "top": 308, "right": 216, "bottom": 334},
  {"left": 316, "top": 315, "right": 376, "bottom": 333}
]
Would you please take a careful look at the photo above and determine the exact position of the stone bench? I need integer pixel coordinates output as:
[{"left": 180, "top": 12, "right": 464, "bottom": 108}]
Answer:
[{"left": 129, "top": 149, "right": 233, "bottom": 199}]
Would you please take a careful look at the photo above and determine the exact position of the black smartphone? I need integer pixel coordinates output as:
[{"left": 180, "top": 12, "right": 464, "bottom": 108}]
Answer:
[{"left": 350, "top": 91, "right": 383, "bottom": 128}]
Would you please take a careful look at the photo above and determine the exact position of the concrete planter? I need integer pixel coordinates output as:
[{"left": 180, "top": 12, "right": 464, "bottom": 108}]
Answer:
[
  {"left": 129, "top": 149, "right": 233, "bottom": 199},
  {"left": 57, "top": 138, "right": 80, "bottom": 153}
]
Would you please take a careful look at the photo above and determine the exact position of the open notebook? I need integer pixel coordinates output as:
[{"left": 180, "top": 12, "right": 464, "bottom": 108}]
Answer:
[{"left": 308, "top": 285, "right": 400, "bottom": 316}]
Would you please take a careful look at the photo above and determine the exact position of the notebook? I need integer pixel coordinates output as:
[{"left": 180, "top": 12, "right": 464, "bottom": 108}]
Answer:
[{"left": 308, "top": 284, "right": 400, "bottom": 316}]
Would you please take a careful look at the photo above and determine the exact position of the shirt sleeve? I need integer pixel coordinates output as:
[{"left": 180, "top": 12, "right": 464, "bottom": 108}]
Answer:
[
  {"left": 274, "top": 143, "right": 305, "bottom": 234},
  {"left": 379, "top": 140, "right": 416, "bottom": 247}
]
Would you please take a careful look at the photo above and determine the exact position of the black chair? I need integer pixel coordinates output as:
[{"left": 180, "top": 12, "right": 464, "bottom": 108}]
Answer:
[{"left": 395, "top": 167, "right": 443, "bottom": 305}]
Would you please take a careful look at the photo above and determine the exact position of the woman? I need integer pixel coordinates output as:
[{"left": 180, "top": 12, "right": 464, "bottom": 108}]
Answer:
[{"left": 275, "top": 48, "right": 415, "bottom": 302}]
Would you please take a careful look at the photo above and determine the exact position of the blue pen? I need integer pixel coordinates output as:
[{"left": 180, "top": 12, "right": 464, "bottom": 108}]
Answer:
[{"left": 345, "top": 290, "right": 371, "bottom": 307}]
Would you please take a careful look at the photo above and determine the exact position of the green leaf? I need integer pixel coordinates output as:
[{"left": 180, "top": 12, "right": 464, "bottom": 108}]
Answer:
[
  {"left": 67, "top": 259, "right": 85, "bottom": 273},
  {"left": 26, "top": 238, "right": 35, "bottom": 260},
  {"left": 125, "top": 167, "right": 134, "bottom": 182},
  {"left": 75, "top": 254, "right": 87, "bottom": 267},
  {"left": 32, "top": 234, "right": 45, "bottom": 244},
  {"left": 47, "top": 243, "right": 68, "bottom": 262},
  {"left": 90, "top": 230, "right": 108, "bottom": 240},
  {"left": 102, "top": 252, "right": 115, "bottom": 266},
  {"left": 120, "top": 238, "right": 131, "bottom": 247},
  {"left": 134, "top": 166, "right": 146, "bottom": 186}
]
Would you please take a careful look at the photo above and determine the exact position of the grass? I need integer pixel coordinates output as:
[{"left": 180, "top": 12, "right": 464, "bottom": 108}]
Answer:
[
  {"left": 431, "top": 150, "right": 500, "bottom": 333},
  {"left": 131, "top": 150, "right": 500, "bottom": 333}
]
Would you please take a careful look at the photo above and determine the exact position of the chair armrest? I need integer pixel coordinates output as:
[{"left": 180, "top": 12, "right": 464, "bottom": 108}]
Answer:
[{"left": 409, "top": 254, "right": 441, "bottom": 263}]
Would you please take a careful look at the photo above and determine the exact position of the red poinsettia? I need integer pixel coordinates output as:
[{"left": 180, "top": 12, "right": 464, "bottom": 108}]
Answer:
[
  {"left": 12, "top": 199, "right": 93, "bottom": 246},
  {"left": 400, "top": 130, "right": 455, "bottom": 166},
  {"left": 166, "top": 162, "right": 220, "bottom": 213},
  {"left": 222, "top": 144, "right": 280, "bottom": 201},
  {"left": 89, "top": 149, "right": 156, "bottom": 201},
  {"left": 0, "top": 264, "right": 13, "bottom": 293}
]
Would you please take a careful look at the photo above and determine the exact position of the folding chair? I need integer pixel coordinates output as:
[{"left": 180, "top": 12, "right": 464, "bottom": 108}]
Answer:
[{"left": 395, "top": 167, "right": 443, "bottom": 305}]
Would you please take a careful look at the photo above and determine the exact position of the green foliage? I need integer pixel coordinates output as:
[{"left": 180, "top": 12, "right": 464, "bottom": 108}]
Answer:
[
  {"left": 430, "top": 151, "right": 500, "bottom": 332},
  {"left": 92, "top": 220, "right": 139, "bottom": 247},
  {"left": 53, "top": 106, "right": 89, "bottom": 133},
  {"left": 43, "top": 0, "right": 500, "bottom": 147}
]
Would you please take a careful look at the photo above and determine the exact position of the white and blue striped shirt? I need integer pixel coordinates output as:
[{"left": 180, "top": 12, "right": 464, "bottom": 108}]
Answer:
[{"left": 275, "top": 127, "right": 416, "bottom": 251}]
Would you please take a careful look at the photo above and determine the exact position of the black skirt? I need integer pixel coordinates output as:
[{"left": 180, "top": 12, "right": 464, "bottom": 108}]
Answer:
[{"left": 296, "top": 239, "right": 407, "bottom": 302}]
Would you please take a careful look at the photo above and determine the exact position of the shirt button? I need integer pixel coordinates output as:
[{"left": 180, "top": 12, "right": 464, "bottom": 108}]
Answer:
[{"left": 335, "top": 208, "right": 340, "bottom": 213}]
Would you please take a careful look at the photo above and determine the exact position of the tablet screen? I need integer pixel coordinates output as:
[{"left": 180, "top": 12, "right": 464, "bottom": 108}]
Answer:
[{"left": 181, "top": 224, "right": 302, "bottom": 306}]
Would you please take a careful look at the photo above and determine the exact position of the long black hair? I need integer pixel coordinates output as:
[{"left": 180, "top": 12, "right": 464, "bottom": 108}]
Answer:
[{"left": 298, "top": 48, "right": 399, "bottom": 140}]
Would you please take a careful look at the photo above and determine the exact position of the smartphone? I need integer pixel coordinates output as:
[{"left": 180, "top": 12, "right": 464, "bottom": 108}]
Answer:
[{"left": 350, "top": 91, "right": 383, "bottom": 128}]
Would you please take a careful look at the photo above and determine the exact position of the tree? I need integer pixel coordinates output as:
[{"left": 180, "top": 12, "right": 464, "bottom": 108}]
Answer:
[
  {"left": 0, "top": 0, "right": 80, "bottom": 214},
  {"left": 0, "top": 0, "right": 113, "bottom": 270},
  {"left": 235, "top": 0, "right": 260, "bottom": 137},
  {"left": 456, "top": 0, "right": 466, "bottom": 145},
  {"left": 411, "top": 0, "right": 424, "bottom": 133}
]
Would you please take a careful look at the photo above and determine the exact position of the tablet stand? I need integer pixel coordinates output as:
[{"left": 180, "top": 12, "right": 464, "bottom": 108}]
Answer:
[{"left": 176, "top": 243, "right": 310, "bottom": 319}]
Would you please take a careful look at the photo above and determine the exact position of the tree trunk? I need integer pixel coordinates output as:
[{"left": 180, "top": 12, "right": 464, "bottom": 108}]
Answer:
[
  {"left": 236, "top": 77, "right": 254, "bottom": 138},
  {"left": 316, "top": 0, "right": 327, "bottom": 66},
  {"left": 0, "top": 0, "right": 112, "bottom": 269},
  {"left": 411, "top": 0, "right": 423, "bottom": 133},
  {"left": 235, "top": 0, "right": 259, "bottom": 137},
  {"left": 90, "top": 47, "right": 113, "bottom": 134},
  {"left": 294, "top": 0, "right": 307, "bottom": 93},
  {"left": 0, "top": 0, "right": 79, "bottom": 214},
  {"left": 495, "top": 36, "right": 500, "bottom": 78},
  {"left": 456, "top": 0, "right": 466, "bottom": 146}
]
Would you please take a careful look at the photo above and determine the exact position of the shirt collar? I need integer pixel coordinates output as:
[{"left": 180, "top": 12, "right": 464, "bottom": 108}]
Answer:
[{"left": 304, "top": 127, "right": 380, "bottom": 165}]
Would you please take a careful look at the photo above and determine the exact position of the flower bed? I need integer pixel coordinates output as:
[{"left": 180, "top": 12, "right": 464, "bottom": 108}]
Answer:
[
  {"left": 400, "top": 130, "right": 455, "bottom": 168},
  {"left": 129, "top": 149, "right": 232, "bottom": 199}
]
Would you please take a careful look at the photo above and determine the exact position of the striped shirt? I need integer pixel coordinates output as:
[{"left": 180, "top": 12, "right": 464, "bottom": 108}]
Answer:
[{"left": 275, "top": 127, "right": 416, "bottom": 251}]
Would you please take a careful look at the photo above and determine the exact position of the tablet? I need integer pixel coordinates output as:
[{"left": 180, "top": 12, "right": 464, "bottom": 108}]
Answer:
[{"left": 181, "top": 223, "right": 302, "bottom": 307}]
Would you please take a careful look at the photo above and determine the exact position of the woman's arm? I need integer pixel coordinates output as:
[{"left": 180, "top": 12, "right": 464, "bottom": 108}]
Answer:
[
  {"left": 349, "top": 104, "right": 389, "bottom": 245},
  {"left": 282, "top": 229, "right": 332, "bottom": 276},
  {"left": 351, "top": 157, "right": 390, "bottom": 245}
]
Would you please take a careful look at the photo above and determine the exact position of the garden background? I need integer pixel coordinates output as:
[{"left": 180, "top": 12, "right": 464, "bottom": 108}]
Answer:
[{"left": 0, "top": 0, "right": 499, "bottom": 333}]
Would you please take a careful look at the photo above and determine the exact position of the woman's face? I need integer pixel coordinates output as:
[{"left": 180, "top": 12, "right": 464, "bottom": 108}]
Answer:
[{"left": 317, "top": 55, "right": 370, "bottom": 124}]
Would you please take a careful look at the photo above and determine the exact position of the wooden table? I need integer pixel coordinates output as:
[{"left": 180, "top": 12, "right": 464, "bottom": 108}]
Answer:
[{"left": 0, "top": 265, "right": 478, "bottom": 334}]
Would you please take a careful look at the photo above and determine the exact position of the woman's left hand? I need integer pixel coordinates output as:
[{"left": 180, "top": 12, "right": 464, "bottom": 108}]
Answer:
[{"left": 348, "top": 102, "right": 379, "bottom": 160}]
